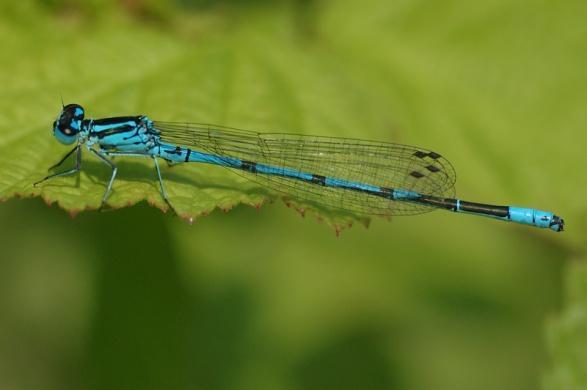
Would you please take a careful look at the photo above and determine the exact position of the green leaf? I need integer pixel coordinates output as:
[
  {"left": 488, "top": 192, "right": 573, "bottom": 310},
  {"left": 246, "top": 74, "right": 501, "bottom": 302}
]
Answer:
[
  {"left": 0, "top": 0, "right": 585, "bottom": 237},
  {"left": 0, "top": 5, "right": 399, "bottom": 231}
]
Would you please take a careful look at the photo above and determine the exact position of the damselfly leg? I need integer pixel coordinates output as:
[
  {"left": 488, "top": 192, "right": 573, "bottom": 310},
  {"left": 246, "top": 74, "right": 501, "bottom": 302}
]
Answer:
[
  {"left": 89, "top": 149, "right": 117, "bottom": 208},
  {"left": 152, "top": 156, "right": 177, "bottom": 214},
  {"left": 34, "top": 145, "right": 82, "bottom": 187},
  {"left": 89, "top": 152, "right": 177, "bottom": 213}
]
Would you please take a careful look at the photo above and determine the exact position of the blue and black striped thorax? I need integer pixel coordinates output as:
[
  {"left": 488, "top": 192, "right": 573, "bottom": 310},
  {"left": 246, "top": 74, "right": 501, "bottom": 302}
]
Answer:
[{"left": 83, "top": 115, "right": 162, "bottom": 153}]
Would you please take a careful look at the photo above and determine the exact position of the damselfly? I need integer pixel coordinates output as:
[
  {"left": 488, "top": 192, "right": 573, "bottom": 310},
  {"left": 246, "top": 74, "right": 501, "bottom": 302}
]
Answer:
[{"left": 35, "top": 104, "right": 564, "bottom": 232}]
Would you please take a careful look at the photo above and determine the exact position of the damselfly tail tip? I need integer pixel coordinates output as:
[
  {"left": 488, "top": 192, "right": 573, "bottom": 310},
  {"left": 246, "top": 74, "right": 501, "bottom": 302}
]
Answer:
[{"left": 550, "top": 215, "right": 564, "bottom": 232}]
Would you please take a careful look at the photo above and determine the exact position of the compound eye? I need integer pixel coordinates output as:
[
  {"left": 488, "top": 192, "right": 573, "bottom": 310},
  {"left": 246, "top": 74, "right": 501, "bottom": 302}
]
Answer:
[{"left": 63, "top": 128, "right": 74, "bottom": 135}]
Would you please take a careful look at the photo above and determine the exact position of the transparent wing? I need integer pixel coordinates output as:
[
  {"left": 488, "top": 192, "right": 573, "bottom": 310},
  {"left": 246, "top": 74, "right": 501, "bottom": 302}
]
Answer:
[{"left": 154, "top": 122, "right": 457, "bottom": 216}]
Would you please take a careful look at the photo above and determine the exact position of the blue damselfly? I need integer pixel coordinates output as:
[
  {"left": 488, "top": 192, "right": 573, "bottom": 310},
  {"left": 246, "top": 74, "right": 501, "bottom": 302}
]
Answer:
[{"left": 35, "top": 104, "right": 564, "bottom": 232}]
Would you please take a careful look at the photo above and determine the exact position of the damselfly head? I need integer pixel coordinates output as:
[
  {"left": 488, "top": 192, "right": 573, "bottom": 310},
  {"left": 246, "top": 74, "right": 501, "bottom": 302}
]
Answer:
[{"left": 53, "top": 103, "right": 85, "bottom": 145}]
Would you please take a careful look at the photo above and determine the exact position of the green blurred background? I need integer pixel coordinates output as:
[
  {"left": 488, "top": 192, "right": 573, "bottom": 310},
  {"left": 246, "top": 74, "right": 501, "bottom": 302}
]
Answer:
[{"left": 0, "top": 1, "right": 585, "bottom": 389}]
